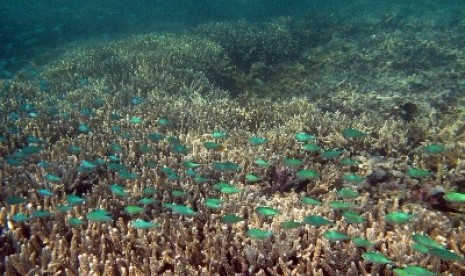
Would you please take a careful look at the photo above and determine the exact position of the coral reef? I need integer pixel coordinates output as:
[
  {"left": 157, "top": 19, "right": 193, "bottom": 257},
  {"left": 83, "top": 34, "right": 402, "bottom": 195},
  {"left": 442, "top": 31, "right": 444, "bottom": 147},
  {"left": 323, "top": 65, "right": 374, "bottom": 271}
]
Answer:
[{"left": 2, "top": 8, "right": 465, "bottom": 275}]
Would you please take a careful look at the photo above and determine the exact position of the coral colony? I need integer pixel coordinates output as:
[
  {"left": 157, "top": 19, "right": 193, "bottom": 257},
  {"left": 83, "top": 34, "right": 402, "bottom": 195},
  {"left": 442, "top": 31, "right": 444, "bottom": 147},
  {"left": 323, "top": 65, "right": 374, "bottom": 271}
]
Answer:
[{"left": 1, "top": 10, "right": 465, "bottom": 275}]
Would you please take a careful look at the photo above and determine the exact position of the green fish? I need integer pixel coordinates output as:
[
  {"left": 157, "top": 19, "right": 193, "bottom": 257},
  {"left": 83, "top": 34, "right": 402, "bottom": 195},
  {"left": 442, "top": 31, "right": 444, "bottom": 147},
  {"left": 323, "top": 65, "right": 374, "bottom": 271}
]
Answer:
[
  {"left": 342, "top": 211, "right": 365, "bottom": 223},
  {"left": 407, "top": 168, "right": 433, "bottom": 178},
  {"left": 321, "top": 149, "right": 343, "bottom": 159},
  {"left": 428, "top": 248, "right": 465, "bottom": 261},
  {"left": 393, "top": 265, "right": 437, "bottom": 276},
  {"left": 86, "top": 209, "right": 112, "bottom": 222},
  {"left": 296, "top": 169, "right": 319, "bottom": 180},
  {"left": 385, "top": 212, "right": 414, "bottom": 224},
  {"left": 68, "top": 217, "right": 86, "bottom": 227},
  {"left": 281, "top": 220, "right": 301, "bottom": 229},
  {"left": 255, "top": 207, "right": 280, "bottom": 217},
  {"left": 283, "top": 158, "right": 303, "bottom": 167},
  {"left": 343, "top": 173, "right": 365, "bottom": 183},
  {"left": 245, "top": 173, "right": 262, "bottom": 182},
  {"left": 294, "top": 132, "right": 316, "bottom": 142},
  {"left": 301, "top": 196, "right": 322, "bottom": 206},
  {"left": 44, "top": 173, "right": 61, "bottom": 182},
  {"left": 329, "top": 201, "right": 353, "bottom": 210},
  {"left": 131, "top": 219, "right": 158, "bottom": 229},
  {"left": 254, "top": 159, "right": 269, "bottom": 166},
  {"left": 124, "top": 205, "right": 144, "bottom": 215},
  {"left": 221, "top": 214, "right": 244, "bottom": 224},
  {"left": 323, "top": 230, "right": 350, "bottom": 241},
  {"left": 204, "top": 141, "right": 222, "bottom": 150},
  {"left": 247, "top": 228, "right": 272, "bottom": 240},
  {"left": 205, "top": 198, "right": 222, "bottom": 209},
  {"left": 249, "top": 136, "right": 268, "bottom": 145},
  {"left": 12, "top": 213, "right": 29, "bottom": 222},
  {"left": 443, "top": 192, "right": 465, "bottom": 203},
  {"left": 164, "top": 204, "right": 197, "bottom": 216},
  {"left": 422, "top": 144, "right": 446, "bottom": 155},
  {"left": 211, "top": 131, "right": 228, "bottom": 139},
  {"left": 302, "top": 143, "right": 321, "bottom": 152},
  {"left": 343, "top": 128, "right": 367, "bottom": 139},
  {"left": 138, "top": 197, "right": 157, "bottom": 205},
  {"left": 362, "top": 252, "right": 392, "bottom": 264},
  {"left": 303, "top": 215, "right": 333, "bottom": 226},
  {"left": 411, "top": 234, "right": 444, "bottom": 250},
  {"left": 352, "top": 237, "right": 374, "bottom": 249},
  {"left": 337, "top": 188, "right": 360, "bottom": 199},
  {"left": 109, "top": 184, "right": 128, "bottom": 197}
]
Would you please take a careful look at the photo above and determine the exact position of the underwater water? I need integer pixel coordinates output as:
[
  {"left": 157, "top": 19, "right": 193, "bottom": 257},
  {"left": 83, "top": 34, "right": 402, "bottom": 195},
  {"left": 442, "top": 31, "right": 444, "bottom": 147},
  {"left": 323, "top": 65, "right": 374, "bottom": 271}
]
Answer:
[{"left": 1, "top": 0, "right": 465, "bottom": 275}]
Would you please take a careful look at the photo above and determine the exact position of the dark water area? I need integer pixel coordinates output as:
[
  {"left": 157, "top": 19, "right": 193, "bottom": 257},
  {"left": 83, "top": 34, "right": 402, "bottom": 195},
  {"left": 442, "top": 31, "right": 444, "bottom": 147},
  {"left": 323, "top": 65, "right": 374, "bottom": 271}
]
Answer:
[{"left": 1, "top": 0, "right": 465, "bottom": 74}]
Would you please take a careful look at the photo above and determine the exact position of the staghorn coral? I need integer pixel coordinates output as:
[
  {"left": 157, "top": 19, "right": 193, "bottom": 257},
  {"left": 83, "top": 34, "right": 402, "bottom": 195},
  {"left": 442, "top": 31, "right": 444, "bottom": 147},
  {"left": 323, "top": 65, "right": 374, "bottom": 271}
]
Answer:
[{"left": 2, "top": 11, "right": 465, "bottom": 275}]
